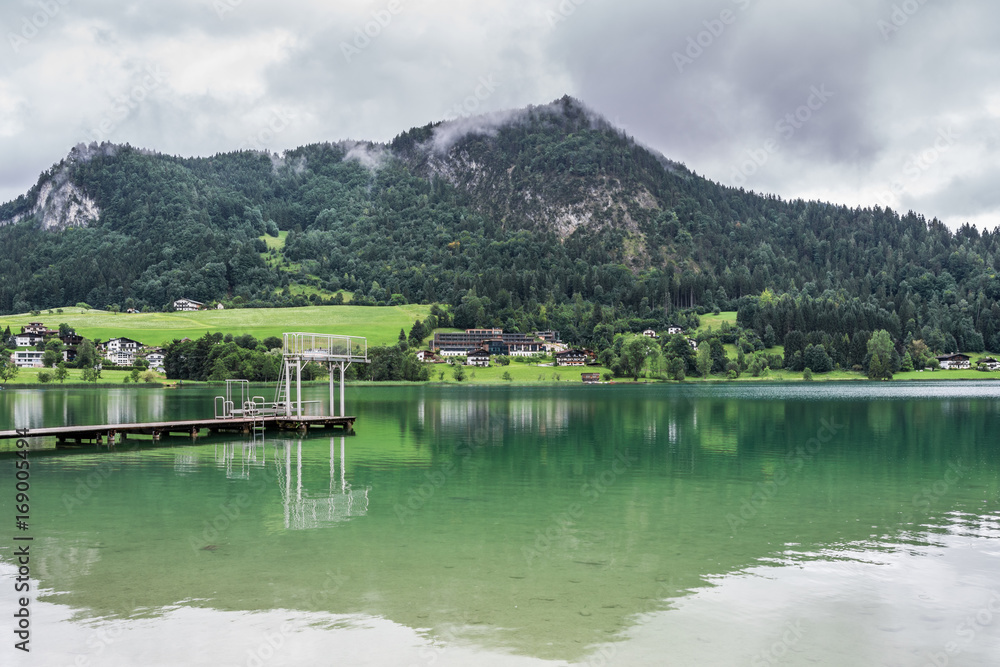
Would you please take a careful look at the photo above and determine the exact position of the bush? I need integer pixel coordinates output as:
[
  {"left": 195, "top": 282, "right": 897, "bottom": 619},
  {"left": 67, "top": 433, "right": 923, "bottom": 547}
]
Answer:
[
  {"left": 37, "top": 370, "right": 52, "bottom": 383},
  {"left": 75, "top": 302, "right": 92, "bottom": 310},
  {"left": 803, "top": 367, "right": 813, "bottom": 381}
]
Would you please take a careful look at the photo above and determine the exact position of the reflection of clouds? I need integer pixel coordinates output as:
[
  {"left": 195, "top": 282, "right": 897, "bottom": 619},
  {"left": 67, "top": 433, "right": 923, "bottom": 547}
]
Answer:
[{"left": 275, "top": 439, "right": 369, "bottom": 530}]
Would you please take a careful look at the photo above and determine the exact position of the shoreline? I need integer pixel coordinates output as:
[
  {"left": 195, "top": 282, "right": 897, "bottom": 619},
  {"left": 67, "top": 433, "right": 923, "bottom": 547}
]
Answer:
[{"left": 3, "top": 372, "right": 1000, "bottom": 390}]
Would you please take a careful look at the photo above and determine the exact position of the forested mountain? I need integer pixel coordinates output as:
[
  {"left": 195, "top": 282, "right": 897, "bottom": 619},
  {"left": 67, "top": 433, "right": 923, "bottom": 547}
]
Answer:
[{"left": 2, "top": 95, "right": 998, "bottom": 352}]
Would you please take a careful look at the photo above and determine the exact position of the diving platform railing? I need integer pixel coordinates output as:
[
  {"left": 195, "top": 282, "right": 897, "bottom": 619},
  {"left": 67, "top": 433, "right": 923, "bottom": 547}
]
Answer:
[{"left": 278, "top": 333, "right": 369, "bottom": 420}]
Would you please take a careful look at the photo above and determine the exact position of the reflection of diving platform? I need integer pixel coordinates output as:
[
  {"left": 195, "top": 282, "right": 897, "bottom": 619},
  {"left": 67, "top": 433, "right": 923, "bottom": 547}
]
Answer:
[{"left": 0, "top": 416, "right": 356, "bottom": 446}]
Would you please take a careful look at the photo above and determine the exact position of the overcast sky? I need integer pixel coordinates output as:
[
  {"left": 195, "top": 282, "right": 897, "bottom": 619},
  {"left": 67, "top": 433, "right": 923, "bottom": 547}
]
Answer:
[{"left": 1, "top": 0, "right": 997, "bottom": 229}]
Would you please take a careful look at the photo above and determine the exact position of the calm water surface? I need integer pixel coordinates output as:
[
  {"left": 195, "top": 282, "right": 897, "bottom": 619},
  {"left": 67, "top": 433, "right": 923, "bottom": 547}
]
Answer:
[{"left": 2, "top": 382, "right": 1000, "bottom": 666}]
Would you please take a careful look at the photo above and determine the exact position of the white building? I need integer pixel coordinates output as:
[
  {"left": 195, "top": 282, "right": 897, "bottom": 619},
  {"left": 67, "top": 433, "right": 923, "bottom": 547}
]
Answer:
[
  {"left": 106, "top": 337, "right": 142, "bottom": 354},
  {"left": 145, "top": 352, "right": 166, "bottom": 371},
  {"left": 11, "top": 350, "right": 44, "bottom": 368},
  {"left": 667, "top": 327, "right": 684, "bottom": 335},
  {"left": 642, "top": 329, "right": 659, "bottom": 339},
  {"left": 14, "top": 333, "right": 44, "bottom": 348},
  {"left": 936, "top": 354, "right": 971, "bottom": 370},
  {"left": 107, "top": 350, "right": 136, "bottom": 366},
  {"left": 977, "top": 357, "right": 1000, "bottom": 371},
  {"left": 466, "top": 350, "right": 490, "bottom": 367},
  {"left": 173, "top": 298, "right": 204, "bottom": 311}
]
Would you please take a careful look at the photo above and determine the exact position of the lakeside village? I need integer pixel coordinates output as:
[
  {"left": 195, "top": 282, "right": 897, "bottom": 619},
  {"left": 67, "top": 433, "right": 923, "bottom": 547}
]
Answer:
[
  {"left": 4, "top": 297, "right": 1000, "bottom": 384},
  {"left": 3, "top": 321, "right": 165, "bottom": 381}
]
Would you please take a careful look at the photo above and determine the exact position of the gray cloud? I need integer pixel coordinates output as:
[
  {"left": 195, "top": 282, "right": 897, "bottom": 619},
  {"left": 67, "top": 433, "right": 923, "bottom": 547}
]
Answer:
[{"left": 1, "top": 0, "right": 998, "bottom": 229}]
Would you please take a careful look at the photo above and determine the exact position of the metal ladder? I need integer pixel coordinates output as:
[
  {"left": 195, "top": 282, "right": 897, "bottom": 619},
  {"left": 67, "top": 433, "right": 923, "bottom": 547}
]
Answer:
[{"left": 274, "top": 361, "right": 288, "bottom": 415}]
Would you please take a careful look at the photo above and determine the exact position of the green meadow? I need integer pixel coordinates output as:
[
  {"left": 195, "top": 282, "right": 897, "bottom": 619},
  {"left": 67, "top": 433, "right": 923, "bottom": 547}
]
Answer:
[
  {"left": 0, "top": 304, "right": 433, "bottom": 348},
  {"left": 1, "top": 366, "right": 165, "bottom": 386}
]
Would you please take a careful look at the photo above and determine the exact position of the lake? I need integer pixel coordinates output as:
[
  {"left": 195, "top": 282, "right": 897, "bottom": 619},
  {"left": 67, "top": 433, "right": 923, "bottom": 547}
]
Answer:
[{"left": 2, "top": 382, "right": 1000, "bottom": 666}]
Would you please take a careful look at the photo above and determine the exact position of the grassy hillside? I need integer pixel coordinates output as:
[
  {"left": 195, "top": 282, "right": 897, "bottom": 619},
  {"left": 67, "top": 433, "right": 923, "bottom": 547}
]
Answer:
[
  {"left": 0, "top": 305, "right": 432, "bottom": 348},
  {"left": 697, "top": 311, "right": 738, "bottom": 334}
]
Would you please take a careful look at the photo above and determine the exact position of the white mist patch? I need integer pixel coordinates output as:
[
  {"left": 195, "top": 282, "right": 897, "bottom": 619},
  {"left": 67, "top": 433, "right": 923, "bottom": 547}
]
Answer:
[{"left": 341, "top": 141, "right": 388, "bottom": 170}]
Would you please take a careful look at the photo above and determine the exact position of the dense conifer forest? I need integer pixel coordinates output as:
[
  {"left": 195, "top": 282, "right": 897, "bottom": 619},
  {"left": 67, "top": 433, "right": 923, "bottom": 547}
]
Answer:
[{"left": 2, "top": 96, "right": 998, "bottom": 360}]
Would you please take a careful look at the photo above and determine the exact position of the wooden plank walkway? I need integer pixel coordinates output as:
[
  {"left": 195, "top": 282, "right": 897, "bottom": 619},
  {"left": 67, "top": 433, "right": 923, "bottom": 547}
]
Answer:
[{"left": 0, "top": 415, "right": 356, "bottom": 446}]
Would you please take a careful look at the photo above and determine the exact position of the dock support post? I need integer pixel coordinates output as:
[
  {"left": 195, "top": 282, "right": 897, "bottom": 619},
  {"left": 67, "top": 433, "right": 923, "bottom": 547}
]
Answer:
[
  {"left": 340, "top": 362, "right": 346, "bottom": 418},
  {"left": 327, "top": 361, "right": 337, "bottom": 417},
  {"left": 284, "top": 358, "right": 292, "bottom": 417},
  {"left": 296, "top": 360, "right": 303, "bottom": 418}
]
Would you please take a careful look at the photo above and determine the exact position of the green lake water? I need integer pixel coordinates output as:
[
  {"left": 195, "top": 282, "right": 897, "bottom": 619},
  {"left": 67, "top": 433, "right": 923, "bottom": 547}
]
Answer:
[{"left": 2, "top": 383, "right": 1000, "bottom": 666}]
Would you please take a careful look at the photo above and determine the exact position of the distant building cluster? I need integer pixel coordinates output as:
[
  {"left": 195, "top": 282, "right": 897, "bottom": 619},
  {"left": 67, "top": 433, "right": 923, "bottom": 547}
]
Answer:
[
  {"left": 172, "top": 298, "right": 223, "bottom": 311},
  {"left": 419, "top": 328, "right": 601, "bottom": 368},
  {"left": 6, "top": 321, "right": 165, "bottom": 371}
]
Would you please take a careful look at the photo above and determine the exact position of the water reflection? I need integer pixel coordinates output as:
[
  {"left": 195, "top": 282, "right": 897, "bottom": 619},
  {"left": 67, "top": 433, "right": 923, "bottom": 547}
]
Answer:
[
  {"left": 2, "top": 384, "right": 1000, "bottom": 665},
  {"left": 276, "top": 438, "right": 370, "bottom": 530}
]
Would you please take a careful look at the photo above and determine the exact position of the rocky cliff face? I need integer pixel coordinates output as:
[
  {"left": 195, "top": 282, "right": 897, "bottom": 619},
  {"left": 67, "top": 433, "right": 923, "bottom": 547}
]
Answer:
[{"left": 1, "top": 144, "right": 106, "bottom": 230}]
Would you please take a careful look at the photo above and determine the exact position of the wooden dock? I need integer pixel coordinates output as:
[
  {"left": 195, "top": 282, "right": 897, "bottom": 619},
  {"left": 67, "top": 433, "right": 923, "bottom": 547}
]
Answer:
[{"left": 0, "top": 415, "right": 355, "bottom": 447}]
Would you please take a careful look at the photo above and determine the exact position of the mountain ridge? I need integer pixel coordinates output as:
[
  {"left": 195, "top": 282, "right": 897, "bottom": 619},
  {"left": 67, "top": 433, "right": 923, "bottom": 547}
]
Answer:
[{"left": 1, "top": 96, "right": 997, "bottom": 356}]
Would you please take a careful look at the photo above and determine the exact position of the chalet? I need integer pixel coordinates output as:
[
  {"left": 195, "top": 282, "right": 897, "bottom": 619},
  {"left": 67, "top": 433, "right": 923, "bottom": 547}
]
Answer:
[
  {"left": 688, "top": 338, "right": 699, "bottom": 350},
  {"left": 555, "top": 349, "right": 588, "bottom": 366},
  {"left": 145, "top": 351, "right": 166, "bottom": 371},
  {"left": 14, "top": 332, "right": 45, "bottom": 348},
  {"left": 667, "top": 327, "right": 684, "bottom": 335},
  {"left": 416, "top": 350, "right": 444, "bottom": 363},
  {"left": 642, "top": 329, "right": 659, "bottom": 339},
  {"left": 62, "top": 347, "right": 78, "bottom": 363},
  {"left": 60, "top": 332, "right": 84, "bottom": 347},
  {"left": 936, "top": 354, "right": 971, "bottom": 370},
  {"left": 106, "top": 337, "right": 143, "bottom": 354},
  {"left": 173, "top": 298, "right": 204, "bottom": 312},
  {"left": 466, "top": 350, "right": 490, "bottom": 367},
  {"left": 22, "top": 322, "right": 55, "bottom": 335},
  {"left": 107, "top": 350, "right": 136, "bottom": 367},
  {"left": 977, "top": 357, "right": 1000, "bottom": 371},
  {"left": 11, "top": 350, "right": 44, "bottom": 368},
  {"left": 582, "top": 372, "right": 601, "bottom": 384}
]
